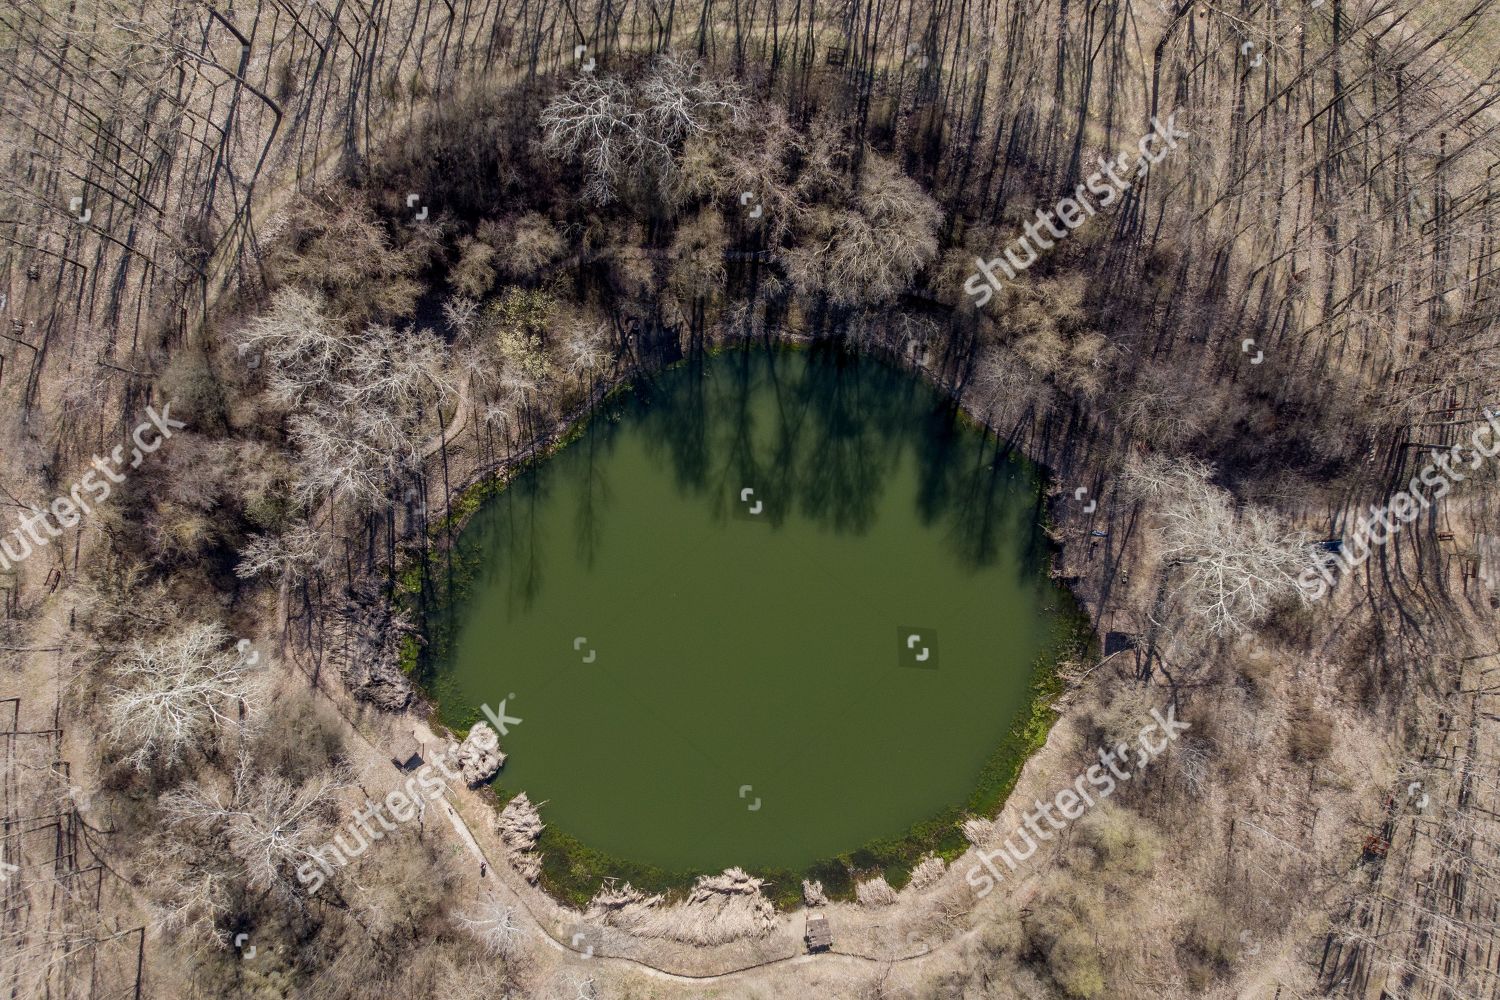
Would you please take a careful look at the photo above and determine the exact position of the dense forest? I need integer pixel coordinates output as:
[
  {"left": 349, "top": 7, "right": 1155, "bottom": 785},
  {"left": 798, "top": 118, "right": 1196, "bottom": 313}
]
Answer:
[{"left": 2, "top": 0, "right": 1499, "bottom": 996}]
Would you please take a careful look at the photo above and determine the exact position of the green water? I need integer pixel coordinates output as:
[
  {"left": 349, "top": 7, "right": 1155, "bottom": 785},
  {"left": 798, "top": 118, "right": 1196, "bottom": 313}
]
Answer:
[{"left": 433, "top": 345, "right": 1073, "bottom": 882}]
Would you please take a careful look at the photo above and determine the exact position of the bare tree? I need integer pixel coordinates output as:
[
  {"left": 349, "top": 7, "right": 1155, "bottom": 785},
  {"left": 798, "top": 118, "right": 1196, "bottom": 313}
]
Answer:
[
  {"left": 443, "top": 295, "right": 481, "bottom": 337},
  {"left": 561, "top": 320, "right": 612, "bottom": 392},
  {"left": 560, "top": 971, "right": 598, "bottom": 1000},
  {"left": 969, "top": 341, "right": 1054, "bottom": 426},
  {"left": 104, "top": 622, "right": 265, "bottom": 771},
  {"left": 540, "top": 55, "right": 745, "bottom": 205},
  {"left": 539, "top": 76, "right": 645, "bottom": 205},
  {"left": 782, "top": 154, "right": 942, "bottom": 307},
  {"left": 161, "top": 752, "right": 345, "bottom": 899},
  {"left": 240, "top": 289, "right": 352, "bottom": 408},
  {"left": 493, "top": 214, "right": 566, "bottom": 280},
  {"left": 456, "top": 899, "right": 528, "bottom": 959},
  {"left": 634, "top": 52, "right": 744, "bottom": 178},
  {"left": 147, "top": 747, "right": 345, "bottom": 947},
  {"left": 234, "top": 521, "right": 332, "bottom": 582},
  {"left": 1123, "top": 454, "right": 1315, "bottom": 638},
  {"left": 1112, "top": 363, "right": 1211, "bottom": 450},
  {"left": 242, "top": 290, "right": 458, "bottom": 510}
]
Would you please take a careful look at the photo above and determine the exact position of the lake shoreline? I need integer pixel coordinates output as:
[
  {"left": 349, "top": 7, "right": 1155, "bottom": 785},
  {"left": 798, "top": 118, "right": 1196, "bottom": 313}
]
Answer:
[{"left": 397, "top": 326, "right": 1097, "bottom": 912}]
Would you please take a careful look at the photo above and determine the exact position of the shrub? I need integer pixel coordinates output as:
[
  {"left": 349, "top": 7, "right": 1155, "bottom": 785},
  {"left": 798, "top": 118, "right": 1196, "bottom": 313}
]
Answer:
[
  {"left": 668, "top": 208, "right": 728, "bottom": 304},
  {"left": 488, "top": 288, "right": 559, "bottom": 385},
  {"left": 1176, "top": 906, "right": 1238, "bottom": 989},
  {"left": 1234, "top": 642, "right": 1277, "bottom": 697},
  {"left": 450, "top": 236, "right": 498, "bottom": 298},
  {"left": 1081, "top": 685, "right": 1158, "bottom": 757},
  {"left": 1048, "top": 926, "right": 1106, "bottom": 998},
  {"left": 975, "top": 915, "right": 1024, "bottom": 958},
  {"left": 1024, "top": 892, "right": 1114, "bottom": 1000},
  {"left": 1075, "top": 805, "right": 1159, "bottom": 876},
  {"left": 493, "top": 213, "right": 565, "bottom": 280},
  {"left": 250, "top": 693, "right": 347, "bottom": 784}
]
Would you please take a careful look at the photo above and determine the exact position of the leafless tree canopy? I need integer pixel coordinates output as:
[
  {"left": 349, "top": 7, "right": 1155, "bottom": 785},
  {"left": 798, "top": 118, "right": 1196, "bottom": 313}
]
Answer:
[
  {"left": 1123, "top": 454, "right": 1316, "bottom": 638},
  {"left": 2, "top": 0, "right": 1498, "bottom": 995},
  {"left": 104, "top": 622, "right": 266, "bottom": 771}
]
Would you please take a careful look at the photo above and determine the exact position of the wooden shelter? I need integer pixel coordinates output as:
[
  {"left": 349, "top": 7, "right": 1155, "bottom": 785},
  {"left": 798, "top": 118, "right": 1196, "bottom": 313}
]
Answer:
[
  {"left": 391, "top": 732, "right": 424, "bottom": 771},
  {"left": 805, "top": 913, "right": 832, "bottom": 953}
]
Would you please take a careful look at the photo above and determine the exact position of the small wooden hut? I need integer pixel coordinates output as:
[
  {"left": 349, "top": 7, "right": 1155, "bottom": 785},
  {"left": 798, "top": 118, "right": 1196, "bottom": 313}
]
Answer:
[
  {"left": 391, "top": 733, "right": 424, "bottom": 771},
  {"left": 805, "top": 913, "right": 832, "bottom": 953}
]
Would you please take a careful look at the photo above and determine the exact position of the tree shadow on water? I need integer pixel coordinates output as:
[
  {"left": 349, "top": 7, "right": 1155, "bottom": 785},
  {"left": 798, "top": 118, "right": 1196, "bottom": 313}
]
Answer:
[
  {"left": 792, "top": 342, "right": 904, "bottom": 534},
  {"left": 636, "top": 351, "right": 711, "bottom": 496},
  {"left": 570, "top": 409, "right": 622, "bottom": 569},
  {"left": 453, "top": 346, "right": 1057, "bottom": 619},
  {"left": 478, "top": 466, "right": 550, "bottom": 614},
  {"left": 707, "top": 346, "right": 767, "bottom": 524}
]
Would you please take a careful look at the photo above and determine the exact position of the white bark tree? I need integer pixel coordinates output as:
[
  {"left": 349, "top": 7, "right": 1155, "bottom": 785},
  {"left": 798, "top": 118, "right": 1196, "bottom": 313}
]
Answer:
[
  {"left": 104, "top": 622, "right": 265, "bottom": 771},
  {"left": 161, "top": 752, "right": 345, "bottom": 899},
  {"left": 1122, "top": 454, "right": 1315, "bottom": 638},
  {"left": 540, "top": 55, "right": 745, "bottom": 205},
  {"left": 239, "top": 289, "right": 459, "bottom": 511},
  {"left": 539, "top": 75, "right": 644, "bottom": 205},
  {"left": 635, "top": 52, "right": 743, "bottom": 156},
  {"left": 149, "top": 749, "right": 347, "bottom": 946},
  {"left": 456, "top": 899, "right": 528, "bottom": 959}
]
